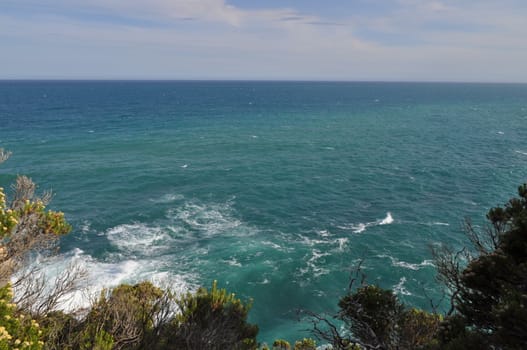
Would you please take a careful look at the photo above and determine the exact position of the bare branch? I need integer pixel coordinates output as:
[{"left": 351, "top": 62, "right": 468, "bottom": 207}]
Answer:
[
  {"left": 10, "top": 175, "right": 36, "bottom": 209},
  {"left": 13, "top": 261, "right": 88, "bottom": 317}
]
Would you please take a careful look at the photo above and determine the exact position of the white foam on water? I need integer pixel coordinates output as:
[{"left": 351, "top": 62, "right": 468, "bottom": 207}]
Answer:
[
  {"left": 167, "top": 202, "right": 246, "bottom": 237},
  {"left": 224, "top": 257, "right": 242, "bottom": 267},
  {"left": 515, "top": 150, "right": 527, "bottom": 156},
  {"left": 393, "top": 277, "right": 412, "bottom": 296},
  {"left": 303, "top": 249, "right": 331, "bottom": 277},
  {"left": 106, "top": 223, "right": 174, "bottom": 256},
  {"left": 299, "top": 236, "right": 330, "bottom": 246},
  {"left": 411, "top": 220, "right": 450, "bottom": 227},
  {"left": 379, "top": 212, "right": 394, "bottom": 225},
  {"left": 317, "top": 229, "right": 331, "bottom": 237},
  {"left": 150, "top": 193, "right": 184, "bottom": 203},
  {"left": 26, "top": 200, "right": 245, "bottom": 313},
  {"left": 378, "top": 254, "right": 435, "bottom": 270},
  {"left": 181, "top": 164, "right": 188, "bottom": 168},
  {"left": 16, "top": 248, "right": 195, "bottom": 314},
  {"left": 431, "top": 222, "right": 449, "bottom": 226},
  {"left": 350, "top": 223, "right": 367, "bottom": 233},
  {"left": 262, "top": 240, "right": 283, "bottom": 250},
  {"left": 497, "top": 131, "right": 505, "bottom": 135},
  {"left": 80, "top": 220, "right": 91, "bottom": 233},
  {"left": 335, "top": 237, "right": 348, "bottom": 251},
  {"left": 340, "top": 212, "right": 394, "bottom": 234}
]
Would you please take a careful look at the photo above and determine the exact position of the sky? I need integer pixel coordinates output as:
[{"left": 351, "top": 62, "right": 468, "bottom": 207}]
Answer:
[{"left": 1, "top": 0, "right": 527, "bottom": 82}]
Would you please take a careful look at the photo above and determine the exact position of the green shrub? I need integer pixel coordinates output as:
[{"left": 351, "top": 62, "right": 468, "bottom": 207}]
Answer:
[
  {"left": 0, "top": 284, "right": 44, "bottom": 350},
  {"left": 162, "top": 280, "right": 258, "bottom": 350},
  {"left": 272, "top": 339, "right": 290, "bottom": 350},
  {"left": 293, "top": 338, "right": 316, "bottom": 350}
]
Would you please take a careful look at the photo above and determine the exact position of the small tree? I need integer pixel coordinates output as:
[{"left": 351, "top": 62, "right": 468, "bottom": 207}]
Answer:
[
  {"left": 80, "top": 281, "right": 172, "bottom": 350},
  {"left": 0, "top": 149, "right": 74, "bottom": 349},
  {"left": 308, "top": 282, "right": 440, "bottom": 350},
  {"left": 293, "top": 338, "right": 317, "bottom": 350},
  {"left": 162, "top": 280, "right": 258, "bottom": 350},
  {"left": 435, "top": 183, "right": 527, "bottom": 349}
]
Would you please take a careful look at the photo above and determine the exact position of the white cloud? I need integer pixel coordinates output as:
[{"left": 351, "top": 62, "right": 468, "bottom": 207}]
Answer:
[{"left": 1, "top": 0, "right": 526, "bottom": 81}]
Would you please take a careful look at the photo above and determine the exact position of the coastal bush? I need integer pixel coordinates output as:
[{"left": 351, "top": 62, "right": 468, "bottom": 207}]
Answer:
[
  {"left": 80, "top": 281, "right": 171, "bottom": 350},
  {"left": 0, "top": 149, "right": 73, "bottom": 350},
  {"left": 434, "top": 183, "right": 527, "bottom": 349},
  {"left": 272, "top": 339, "right": 291, "bottom": 349},
  {"left": 337, "top": 285, "right": 440, "bottom": 349},
  {"left": 293, "top": 338, "right": 317, "bottom": 350},
  {"left": 0, "top": 284, "right": 43, "bottom": 350},
  {"left": 37, "top": 310, "right": 81, "bottom": 350},
  {"left": 0, "top": 173, "right": 71, "bottom": 285},
  {"left": 160, "top": 280, "right": 258, "bottom": 350}
]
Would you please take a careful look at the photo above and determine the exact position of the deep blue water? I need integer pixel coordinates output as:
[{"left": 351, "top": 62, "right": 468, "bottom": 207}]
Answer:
[{"left": 1, "top": 81, "right": 526, "bottom": 342}]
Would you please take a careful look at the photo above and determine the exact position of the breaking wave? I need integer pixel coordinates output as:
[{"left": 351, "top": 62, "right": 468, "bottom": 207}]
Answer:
[{"left": 339, "top": 212, "right": 395, "bottom": 233}]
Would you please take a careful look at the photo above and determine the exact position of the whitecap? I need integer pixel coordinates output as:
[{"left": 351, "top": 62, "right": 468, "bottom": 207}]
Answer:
[
  {"left": 393, "top": 277, "right": 412, "bottom": 296},
  {"left": 515, "top": 150, "right": 527, "bottom": 156},
  {"left": 316, "top": 229, "right": 331, "bottom": 237},
  {"left": 224, "top": 257, "right": 242, "bottom": 267},
  {"left": 298, "top": 249, "right": 331, "bottom": 278},
  {"left": 181, "top": 164, "right": 188, "bottom": 168},
  {"left": 335, "top": 237, "right": 348, "bottom": 251},
  {"left": 378, "top": 254, "right": 435, "bottom": 270},
  {"left": 339, "top": 212, "right": 394, "bottom": 234},
  {"left": 379, "top": 212, "right": 394, "bottom": 225},
  {"left": 497, "top": 131, "right": 504, "bottom": 135},
  {"left": 351, "top": 223, "right": 367, "bottom": 233},
  {"left": 431, "top": 222, "right": 449, "bottom": 226}
]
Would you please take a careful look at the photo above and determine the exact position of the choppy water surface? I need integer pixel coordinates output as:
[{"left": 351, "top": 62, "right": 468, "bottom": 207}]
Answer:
[{"left": 1, "top": 81, "right": 526, "bottom": 341}]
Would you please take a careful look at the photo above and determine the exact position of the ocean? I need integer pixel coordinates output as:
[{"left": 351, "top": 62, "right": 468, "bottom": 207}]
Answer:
[{"left": 0, "top": 81, "right": 526, "bottom": 342}]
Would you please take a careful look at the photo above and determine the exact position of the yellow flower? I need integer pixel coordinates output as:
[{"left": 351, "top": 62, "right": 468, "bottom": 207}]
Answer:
[{"left": 0, "top": 326, "right": 12, "bottom": 340}]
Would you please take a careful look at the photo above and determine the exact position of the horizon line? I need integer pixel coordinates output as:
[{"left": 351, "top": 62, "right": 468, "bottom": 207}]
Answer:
[{"left": 1, "top": 78, "right": 526, "bottom": 85}]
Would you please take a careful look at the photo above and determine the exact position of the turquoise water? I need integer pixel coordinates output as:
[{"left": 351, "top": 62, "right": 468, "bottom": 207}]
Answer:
[{"left": 1, "top": 81, "right": 526, "bottom": 342}]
